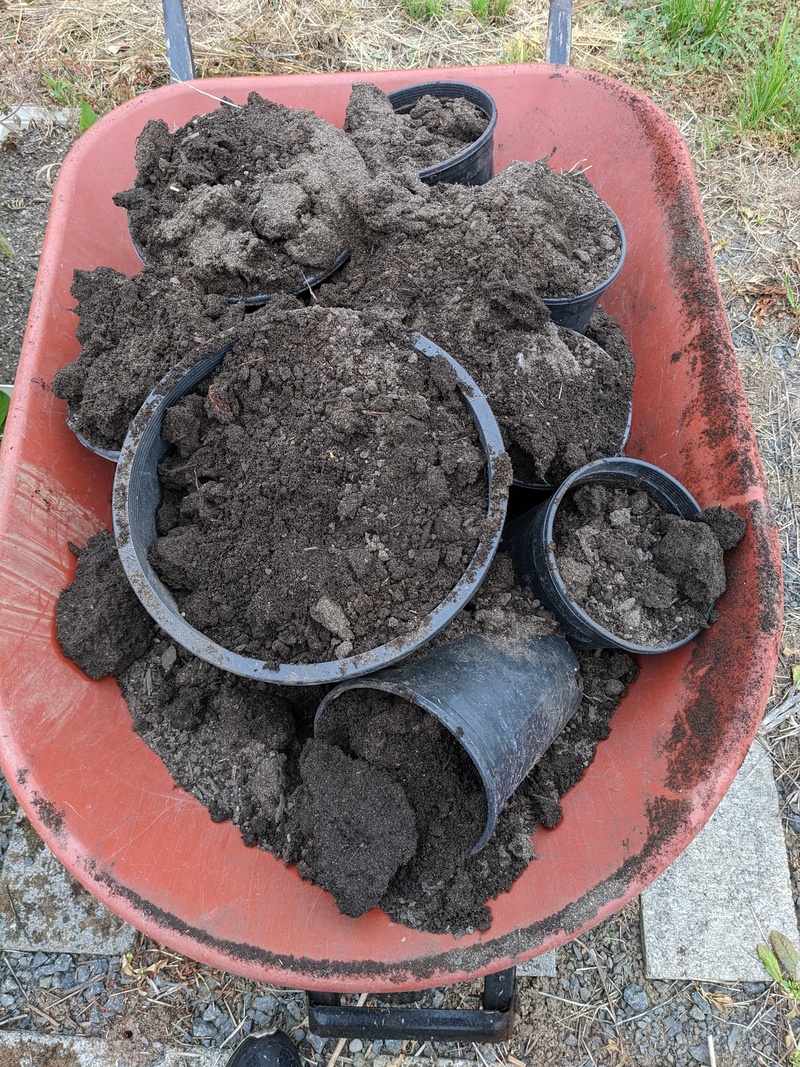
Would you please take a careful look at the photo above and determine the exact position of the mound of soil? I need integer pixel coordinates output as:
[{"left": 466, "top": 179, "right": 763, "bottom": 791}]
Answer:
[
  {"left": 52, "top": 268, "right": 244, "bottom": 453},
  {"left": 150, "top": 304, "right": 506, "bottom": 665},
  {"left": 104, "top": 546, "right": 637, "bottom": 934},
  {"left": 319, "top": 166, "right": 631, "bottom": 484},
  {"left": 55, "top": 531, "right": 154, "bottom": 679},
  {"left": 344, "top": 82, "right": 489, "bottom": 175},
  {"left": 552, "top": 484, "right": 743, "bottom": 646},
  {"left": 113, "top": 93, "right": 370, "bottom": 298}
]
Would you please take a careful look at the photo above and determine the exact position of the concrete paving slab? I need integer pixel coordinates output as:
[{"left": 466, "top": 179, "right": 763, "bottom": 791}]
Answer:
[
  {"left": 641, "top": 739, "right": 799, "bottom": 982},
  {"left": 516, "top": 951, "right": 557, "bottom": 978},
  {"left": 0, "top": 1033, "right": 488, "bottom": 1067},
  {"left": 0, "top": 815, "right": 137, "bottom": 956},
  {"left": 0, "top": 1031, "right": 224, "bottom": 1066}
]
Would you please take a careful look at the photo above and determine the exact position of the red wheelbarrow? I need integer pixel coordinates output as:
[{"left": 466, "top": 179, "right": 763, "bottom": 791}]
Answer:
[{"left": 0, "top": 0, "right": 782, "bottom": 1046}]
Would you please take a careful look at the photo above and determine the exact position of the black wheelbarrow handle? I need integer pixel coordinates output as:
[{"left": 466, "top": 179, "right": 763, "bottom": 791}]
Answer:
[{"left": 160, "top": 0, "right": 572, "bottom": 83}]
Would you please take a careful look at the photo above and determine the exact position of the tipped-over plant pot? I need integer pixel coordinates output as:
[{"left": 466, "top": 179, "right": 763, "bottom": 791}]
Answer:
[{"left": 315, "top": 633, "right": 581, "bottom": 852}]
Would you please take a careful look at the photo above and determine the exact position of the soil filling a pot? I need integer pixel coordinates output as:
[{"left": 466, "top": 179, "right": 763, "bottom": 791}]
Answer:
[
  {"left": 552, "top": 484, "right": 744, "bottom": 646},
  {"left": 52, "top": 268, "right": 244, "bottom": 453},
  {"left": 149, "top": 304, "right": 503, "bottom": 666},
  {"left": 344, "top": 82, "right": 489, "bottom": 176},
  {"left": 55, "top": 534, "right": 638, "bottom": 934},
  {"left": 112, "top": 93, "right": 370, "bottom": 298}
]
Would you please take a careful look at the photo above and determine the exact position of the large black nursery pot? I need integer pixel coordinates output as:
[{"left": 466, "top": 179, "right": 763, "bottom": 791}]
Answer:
[
  {"left": 387, "top": 81, "right": 497, "bottom": 187},
  {"left": 112, "top": 331, "right": 509, "bottom": 685},
  {"left": 502, "top": 456, "right": 706, "bottom": 654},
  {"left": 315, "top": 632, "right": 582, "bottom": 852}
]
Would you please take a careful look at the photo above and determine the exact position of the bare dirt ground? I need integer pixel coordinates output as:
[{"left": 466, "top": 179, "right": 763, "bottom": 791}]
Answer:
[{"left": 1, "top": 2, "right": 799, "bottom": 1065}]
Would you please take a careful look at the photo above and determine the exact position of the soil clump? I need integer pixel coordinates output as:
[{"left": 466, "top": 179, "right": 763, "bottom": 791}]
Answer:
[
  {"left": 150, "top": 304, "right": 503, "bottom": 665},
  {"left": 552, "top": 485, "right": 743, "bottom": 646},
  {"left": 113, "top": 93, "right": 370, "bottom": 298},
  {"left": 55, "top": 530, "right": 154, "bottom": 679},
  {"left": 344, "top": 82, "right": 489, "bottom": 175},
  {"left": 52, "top": 268, "right": 244, "bottom": 453}
]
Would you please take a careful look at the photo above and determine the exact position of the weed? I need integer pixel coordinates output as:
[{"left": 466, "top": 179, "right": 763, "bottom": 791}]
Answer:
[
  {"left": 42, "top": 74, "right": 73, "bottom": 107},
  {"left": 758, "top": 930, "right": 800, "bottom": 1004},
  {"left": 736, "top": 11, "right": 800, "bottom": 139},
  {"left": 471, "top": 0, "right": 511, "bottom": 21},
  {"left": 663, "top": 0, "right": 735, "bottom": 43},
  {"left": 79, "top": 100, "right": 99, "bottom": 134},
  {"left": 0, "top": 234, "right": 14, "bottom": 260},
  {"left": 0, "top": 390, "right": 8, "bottom": 445},
  {"left": 501, "top": 34, "right": 538, "bottom": 64},
  {"left": 402, "top": 0, "right": 444, "bottom": 20}
]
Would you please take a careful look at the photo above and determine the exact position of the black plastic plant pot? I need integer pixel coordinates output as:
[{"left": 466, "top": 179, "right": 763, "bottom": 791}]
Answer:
[
  {"left": 67, "top": 421, "right": 123, "bottom": 463},
  {"left": 387, "top": 81, "right": 498, "bottom": 187},
  {"left": 128, "top": 225, "right": 350, "bottom": 310},
  {"left": 315, "top": 633, "right": 581, "bottom": 852},
  {"left": 501, "top": 457, "right": 704, "bottom": 654},
  {"left": 112, "top": 332, "right": 509, "bottom": 685},
  {"left": 511, "top": 329, "right": 633, "bottom": 493},
  {"left": 542, "top": 216, "right": 627, "bottom": 334}
]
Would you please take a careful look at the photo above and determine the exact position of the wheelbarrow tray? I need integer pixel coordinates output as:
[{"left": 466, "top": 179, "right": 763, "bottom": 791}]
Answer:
[{"left": 0, "top": 64, "right": 782, "bottom": 992}]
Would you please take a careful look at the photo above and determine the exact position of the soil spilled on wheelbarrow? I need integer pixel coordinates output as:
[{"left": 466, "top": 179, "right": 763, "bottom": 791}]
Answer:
[
  {"left": 56, "top": 534, "right": 637, "bottom": 934},
  {"left": 52, "top": 268, "right": 244, "bottom": 453},
  {"left": 552, "top": 484, "right": 745, "bottom": 646},
  {"left": 149, "top": 303, "right": 504, "bottom": 665},
  {"left": 344, "top": 82, "right": 489, "bottom": 176}
]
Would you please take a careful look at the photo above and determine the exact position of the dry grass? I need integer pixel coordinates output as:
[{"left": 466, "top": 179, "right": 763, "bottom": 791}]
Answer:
[{"left": 1, "top": 0, "right": 625, "bottom": 112}]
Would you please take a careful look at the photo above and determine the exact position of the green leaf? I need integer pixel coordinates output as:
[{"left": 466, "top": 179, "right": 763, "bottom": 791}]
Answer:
[
  {"left": 793, "top": 663, "right": 800, "bottom": 688},
  {"left": 0, "top": 234, "right": 14, "bottom": 260},
  {"left": 79, "top": 101, "right": 100, "bottom": 134},
  {"left": 772, "top": 931, "right": 799, "bottom": 979},
  {"left": 0, "top": 390, "right": 9, "bottom": 437},
  {"left": 758, "top": 942, "right": 784, "bottom": 983}
]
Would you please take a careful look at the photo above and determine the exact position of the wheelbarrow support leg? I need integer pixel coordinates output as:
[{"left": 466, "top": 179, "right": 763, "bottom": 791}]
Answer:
[
  {"left": 307, "top": 967, "right": 517, "bottom": 1044},
  {"left": 546, "top": 0, "right": 573, "bottom": 65},
  {"left": 162, "top": 0, "right": 196, "bottom": 82}
]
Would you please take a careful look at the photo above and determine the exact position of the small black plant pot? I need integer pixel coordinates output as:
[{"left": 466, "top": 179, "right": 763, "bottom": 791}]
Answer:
[
  {"left": 315, "top": 633, "right": 581, "bottom": 853},
  {"left": 112, "top": 332, "right": 509, "bottom": 685},
  {"left": 501, "top": 457, "right": 706, "bottom": 654},
  {"left": 542, "top": 215, "right": 627, "bottom": 334},
  {"left": 387, "top": 81, "right": 498, "bottom": 187}
]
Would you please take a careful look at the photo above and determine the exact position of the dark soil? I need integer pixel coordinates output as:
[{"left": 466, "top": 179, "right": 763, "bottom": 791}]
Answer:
[
  {"left": 344, "top": 82, "right": 489, "bottom": 175},
  {"left": 55, "top": 531, "right": 154, "bottom": 679},
  {"left": 51, "top": 268, "right": 244, "bottom": 452},
  {"left": 552, "top": 485, "right": 742, "bottom": 646},
  {"left": 286, "top": 738, "right": 418, "bottom": 917},
  {"left": 150, "top": 304, "right": 504, "bottom": 665},
  {"left": 318, "top": 170, "right": 631, "bottom": 484},
  {"left": 113, "top": 93, "right": 369, "bottom": 298},
  {"left": 103, "top": 548, "right": 637, "bottom": 934}
]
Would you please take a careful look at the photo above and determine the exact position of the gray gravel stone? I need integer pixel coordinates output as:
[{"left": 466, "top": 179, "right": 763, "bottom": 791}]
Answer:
[{"left": 623, "top": 984, "right": 648, "bottom": 1013}]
